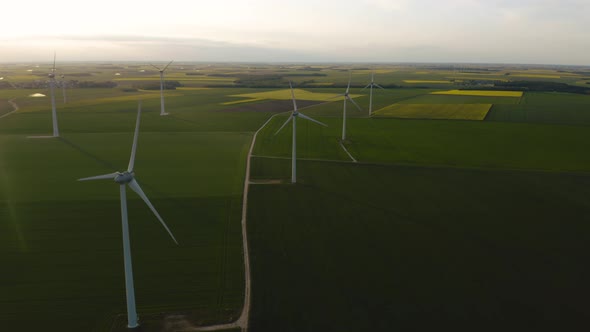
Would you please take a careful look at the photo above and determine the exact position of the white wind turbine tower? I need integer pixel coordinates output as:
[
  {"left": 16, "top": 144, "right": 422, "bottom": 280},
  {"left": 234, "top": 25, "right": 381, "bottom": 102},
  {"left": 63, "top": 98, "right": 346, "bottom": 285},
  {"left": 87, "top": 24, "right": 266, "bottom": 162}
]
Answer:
[
  {"left": 336, "top": 73, "right": 363, "bottom": 142},
  {"left": 78, "top": 101, "right": 178, "bottom": 329},
  {"left": 48, "top": 54, "right": 59, "bottom": 137},
  {"left": 150, "top": 61, "right": 174, "bottom": 116},
  {"left": 362, "top": 73, "right": 385, "bottom": 116},
  {"left": 276, "top": 82, "right": 328, "bottom": 184}
]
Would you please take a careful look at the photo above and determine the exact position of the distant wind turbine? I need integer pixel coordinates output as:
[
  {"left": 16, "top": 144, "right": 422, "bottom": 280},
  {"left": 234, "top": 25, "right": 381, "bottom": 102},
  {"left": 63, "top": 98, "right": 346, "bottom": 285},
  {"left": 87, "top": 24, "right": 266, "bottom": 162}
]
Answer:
[
  {"left": 150, "top": 61, "right": 174, "bottom": 116},
  {"left": 275, "top": 82, "right": 328, "bottom": 184},
  {"left": 336, "top": 73, "right": 362, "bottom": 141},
  {"left": 361, "top": 73, "right": 385, "bottom": 116},
  {"left": 48, "top": 53, "right": 59, "bottom": 137},
  {"left": 78, "top": 101, "right": 178, "bottom": 329}
]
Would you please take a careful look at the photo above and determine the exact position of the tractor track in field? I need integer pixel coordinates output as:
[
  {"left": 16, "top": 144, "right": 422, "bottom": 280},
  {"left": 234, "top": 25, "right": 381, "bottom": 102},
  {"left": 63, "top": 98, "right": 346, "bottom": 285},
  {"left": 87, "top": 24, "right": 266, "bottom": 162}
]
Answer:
[
  {"left": 186, "top": 112, "right": 287, "bottom": 332},
  {"left": 0, "top": 99, "right": 19, "bottom": 119}
]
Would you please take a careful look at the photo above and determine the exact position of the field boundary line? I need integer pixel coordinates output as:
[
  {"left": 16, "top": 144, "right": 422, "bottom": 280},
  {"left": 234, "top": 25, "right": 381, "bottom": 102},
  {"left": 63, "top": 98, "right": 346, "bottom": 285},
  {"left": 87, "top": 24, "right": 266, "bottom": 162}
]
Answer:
[
  {"left": 339, "top": 142, "right": 357, "bottom": 162},
  {"left": 250, "top": 155, "right": 590, "bottom": 177},
  {"left": 0, "top": 99, "right": 19, "bottom": 119},
  {"left": 251, "top": 154, "right": 351, "bottom": 164}
]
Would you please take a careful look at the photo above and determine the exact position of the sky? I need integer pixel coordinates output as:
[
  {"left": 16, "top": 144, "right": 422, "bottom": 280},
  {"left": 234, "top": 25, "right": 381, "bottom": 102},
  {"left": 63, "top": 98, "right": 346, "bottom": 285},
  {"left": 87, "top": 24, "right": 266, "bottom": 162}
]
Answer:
[{"left": 1, "top": 0, "right": 589, "bottom": 65}]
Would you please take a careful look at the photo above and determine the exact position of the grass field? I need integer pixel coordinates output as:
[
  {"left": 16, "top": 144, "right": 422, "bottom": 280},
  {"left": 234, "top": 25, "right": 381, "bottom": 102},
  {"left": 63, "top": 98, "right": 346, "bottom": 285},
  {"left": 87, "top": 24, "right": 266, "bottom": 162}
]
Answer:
[
  {"left": 255, "top": 116, "right": 590, "bottom": 172},
  {"left": 247, "top": 158, "right": 590, "bottom": 331},
  {"left": 486, "top": 92, "right": 590, "bottom": 125},
  {"left": 373, "top": 103, "right": 492, "bottom": 120},
  {"left": 432, "top": 90, "right": 523, "bottom": 97},
  {"left": 0, "top": 88, "right": 277, "bottom": 331},
  {"left": 2, "top": 63, "right": 590, "bottom": 331},
  {"left": 0, "top": 132, "right": 250, "bottom": 331}
]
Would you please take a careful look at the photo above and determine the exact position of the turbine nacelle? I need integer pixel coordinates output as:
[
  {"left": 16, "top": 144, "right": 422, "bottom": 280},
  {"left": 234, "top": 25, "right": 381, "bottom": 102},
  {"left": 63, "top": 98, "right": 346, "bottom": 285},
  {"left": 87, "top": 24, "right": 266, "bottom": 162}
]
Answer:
[{"left": 115, "top": 172, "right": 134, "bottom": 184}]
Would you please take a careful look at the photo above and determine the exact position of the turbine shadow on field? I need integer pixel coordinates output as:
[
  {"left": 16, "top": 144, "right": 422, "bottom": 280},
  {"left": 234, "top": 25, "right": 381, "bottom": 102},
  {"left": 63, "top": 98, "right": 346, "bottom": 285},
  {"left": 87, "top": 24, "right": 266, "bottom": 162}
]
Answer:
[{"left": 59, "top": 137, "right": 118, "bottom": 170}]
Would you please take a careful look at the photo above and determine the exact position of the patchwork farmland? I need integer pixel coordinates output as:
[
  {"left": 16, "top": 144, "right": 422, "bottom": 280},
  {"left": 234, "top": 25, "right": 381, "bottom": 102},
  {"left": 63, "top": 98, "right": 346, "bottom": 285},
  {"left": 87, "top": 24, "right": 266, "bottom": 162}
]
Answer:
[{"left": 1, "top": 62, "right": 590, "bottom": 332}]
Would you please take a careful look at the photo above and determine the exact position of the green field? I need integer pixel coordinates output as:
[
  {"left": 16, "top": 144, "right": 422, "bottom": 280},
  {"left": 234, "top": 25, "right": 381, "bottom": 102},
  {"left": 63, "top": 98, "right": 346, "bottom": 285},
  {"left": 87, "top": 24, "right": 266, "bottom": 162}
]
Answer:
[
  {"left": 486, "top": 92, "right": 590, "bottom": 125},
  {"left": 2, "top": 62, "right": 590, "bottom": 331},
  {"left": 254, "top": 115, "right": 590, "bottom": 172},
  {"left": 247, "top": 158, "right": 590, "bottom": 331},
  {"left": 373, "top": 103, "right": 492, "bottom": 120},
  {"left": 0, "top": 88, "right": 271, "bottom": 331},
  {"left": 247, "top": 80, "right": 590, "bottom": 330}
]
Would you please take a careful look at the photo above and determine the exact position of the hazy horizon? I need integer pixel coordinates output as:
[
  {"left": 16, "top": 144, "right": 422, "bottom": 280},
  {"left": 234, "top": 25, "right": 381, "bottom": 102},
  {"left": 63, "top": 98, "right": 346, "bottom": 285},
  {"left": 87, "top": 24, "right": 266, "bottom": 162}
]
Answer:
[{"left": 2, "top": 0, "right": 589, "bottom": 66}]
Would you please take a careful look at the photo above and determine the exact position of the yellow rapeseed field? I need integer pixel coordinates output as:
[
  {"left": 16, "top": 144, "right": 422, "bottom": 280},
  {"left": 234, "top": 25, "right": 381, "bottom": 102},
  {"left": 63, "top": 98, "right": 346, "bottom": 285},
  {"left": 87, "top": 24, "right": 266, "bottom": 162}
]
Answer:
[
  {"left": 373, "top": 103, "right": 492, "bottom": 120},
  {"left": 431, "top": 90, "right": 523, "bottom": 97},
  {"left": 223, "top": 89, "right": 359, "bottom": 105},
  {"left": 511, "top": 74, "right": 561, "bottom": 79},
  {"left": 404, "top": 80, "right": 452, "bottom": 84}
]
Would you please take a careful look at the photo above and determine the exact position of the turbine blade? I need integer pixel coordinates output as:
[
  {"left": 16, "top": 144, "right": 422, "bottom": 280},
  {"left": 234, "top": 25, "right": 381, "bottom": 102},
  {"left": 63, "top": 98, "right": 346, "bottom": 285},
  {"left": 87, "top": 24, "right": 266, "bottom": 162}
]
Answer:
[
  {"left": 52, "top": 52, "right": 56, "bottom": 72},
  {"left": 162, "top": 60, "right": 174, "bottom": 72},
  {"left": 128, "top": 179, "right": 178, "bottom": 244},
  {"left": 348, "top": 96, "right": 363, "bottom": 112},
  {"left": 328, "top": 93, "right": 345, "bottom": 100},
  {"left": 361, "top": 83, "right": 371, "bottom": 91},
  {"left": 149, "top": 63, "right": 161, "bottom": 71},
  {"left": 289, "top": 81, "right": 298, "bottom": 112},
  {"left": 275, "top": 115, "right": 293, "bottom": 135},
  {"left": 127, "top": 101, "right": 142, "bottom": 172},
  {"left": 298, "top": 113, "right": 328, "bottom": 127},
  {"left": 78, "top": 172, "right": 118, "bottom": 181},
  {"left": 346, "top": 72, "right": 351, "bottom": 94},
  {"left": 375, "top": 84, "right": 386, "bottom": 90}
]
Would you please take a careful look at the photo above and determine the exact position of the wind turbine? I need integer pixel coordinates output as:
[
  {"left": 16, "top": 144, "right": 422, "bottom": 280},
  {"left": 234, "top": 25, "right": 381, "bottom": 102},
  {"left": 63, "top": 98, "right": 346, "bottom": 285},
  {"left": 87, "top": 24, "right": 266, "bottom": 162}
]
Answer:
[
  {"left": 336, "top": 73, "right": 363, "bottom": 142},
  {"left": 48, "top": 54, "right": 59, "bottom": 137},
  {"left": 78, "top": 101, "right": 178, "bottom": 329},
  {"left": 150, "top": 61, "right": 174, "bottom": 116},
  {"left": 275, "top": 82, "right": 327, "bottom": 184},
  {"left": 362, "top": 73, "right": 385, "bottom": 116}
]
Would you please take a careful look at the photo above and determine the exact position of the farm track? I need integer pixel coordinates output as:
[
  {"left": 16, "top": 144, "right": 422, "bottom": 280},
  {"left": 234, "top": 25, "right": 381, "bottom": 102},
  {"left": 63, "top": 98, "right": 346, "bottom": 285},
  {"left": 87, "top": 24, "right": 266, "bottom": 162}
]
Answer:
[
  {"left": 0, "top": 99, "right": 19, "bottom": 119},
  {"left": 190, "top": 112, "right": 287, "bottom": 332}
]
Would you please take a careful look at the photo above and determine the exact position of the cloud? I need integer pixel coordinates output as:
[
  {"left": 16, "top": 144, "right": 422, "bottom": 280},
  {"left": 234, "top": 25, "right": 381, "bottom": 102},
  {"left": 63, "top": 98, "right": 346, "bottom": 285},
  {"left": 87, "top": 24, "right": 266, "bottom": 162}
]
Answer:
[
  {"left": 1, "top": 1, "right": 589, "bottom": 65},
  {"left": 0, "top": 34, "right": 322, "bottom": 62}
]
